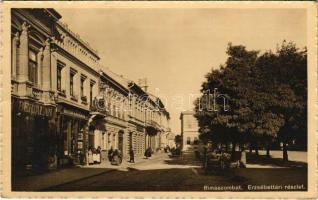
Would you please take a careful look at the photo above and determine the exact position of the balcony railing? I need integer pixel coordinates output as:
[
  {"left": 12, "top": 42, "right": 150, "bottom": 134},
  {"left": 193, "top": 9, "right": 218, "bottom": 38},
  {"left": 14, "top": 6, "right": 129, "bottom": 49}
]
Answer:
[
  {"left": 70, "top": 94, "right": 78, "bottom": 102},
  {"left": 32, "top": 87, "right": 43, "bottom": 100},
  {"left": 81, "top": 95, "right": 88, "bottom": 105},
  {"left": 58, "top": 89, "right": 66, "bottom": 97}
]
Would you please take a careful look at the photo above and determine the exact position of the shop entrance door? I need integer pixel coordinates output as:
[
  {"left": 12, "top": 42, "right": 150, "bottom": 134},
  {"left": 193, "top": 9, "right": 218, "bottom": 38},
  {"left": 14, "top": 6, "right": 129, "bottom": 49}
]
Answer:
[
  {"left": 33, "top": 117, "right": 49, "bottom": 171},
  {"left": 118, "top": 131, "right": 124, "bottom": 154}
]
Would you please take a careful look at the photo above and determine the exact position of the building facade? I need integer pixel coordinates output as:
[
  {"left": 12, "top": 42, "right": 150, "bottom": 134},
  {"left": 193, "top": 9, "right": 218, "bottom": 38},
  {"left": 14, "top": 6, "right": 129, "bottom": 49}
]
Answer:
[
  {"left": 89, "top": 69, "right": 129, "bottom": 160},
  {"left": 11, "top": 9, "right": 62, "bottom": 175},
  {"left": 11, "top": 8, "right": 171, "bottom": 175},
  {"left": 88, "top": 73, "right": 171, "bottom": 160},
  {"left": 180, "top": 111, "right": 199, "bottom": 151},
  {"left": 51, "top": 20, "right": 101, "bottom": 166}
]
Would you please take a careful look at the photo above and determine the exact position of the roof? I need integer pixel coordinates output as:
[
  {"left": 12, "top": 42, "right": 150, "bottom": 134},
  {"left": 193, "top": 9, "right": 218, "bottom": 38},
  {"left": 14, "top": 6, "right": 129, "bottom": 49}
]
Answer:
[
  {"left": 100, "top": 67, "right": 130, "bottom": 91},
  {"left": 57, "top": 21, "right": 100, "bottom": 59},
  {"left": 46, "top": 9, "right": 62, "bottom": 20}
]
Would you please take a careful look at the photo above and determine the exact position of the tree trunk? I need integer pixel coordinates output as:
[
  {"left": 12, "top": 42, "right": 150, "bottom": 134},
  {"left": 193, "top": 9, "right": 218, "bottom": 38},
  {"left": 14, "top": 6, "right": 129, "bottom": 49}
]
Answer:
[
  {"left": 255, "top": 142, "right": 259, "bottom": 156},
  {"left": 266, "top": 141, "right": 270, "bottom": 158},
  {"left": 283, "top": 142, "right": 288, "bottom": 161}
]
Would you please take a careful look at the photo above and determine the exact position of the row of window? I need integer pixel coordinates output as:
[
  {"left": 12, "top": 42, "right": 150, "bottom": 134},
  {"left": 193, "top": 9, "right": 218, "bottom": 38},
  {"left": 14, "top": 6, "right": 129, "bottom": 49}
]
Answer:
[
  {"left": 128, "top": 100, "right": 161, "bottom": 122},
  {"left": 27, "top": 48, "right": 167, "bottom": 125},
  {"left": 27, "top": 48, "right": 95, "bottom": 106},
  {"left": 56, "top": 62, "right": 95, "bottom": 105}
]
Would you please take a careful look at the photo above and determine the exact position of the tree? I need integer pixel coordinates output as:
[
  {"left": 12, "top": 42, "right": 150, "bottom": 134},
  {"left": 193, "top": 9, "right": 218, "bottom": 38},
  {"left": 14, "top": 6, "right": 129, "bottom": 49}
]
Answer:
[
  {"left": 256, "top": 41, "right": 307, "bottom": 161},
  {"left": 195, "top": 42, "right": 307, "bottom": 161}
]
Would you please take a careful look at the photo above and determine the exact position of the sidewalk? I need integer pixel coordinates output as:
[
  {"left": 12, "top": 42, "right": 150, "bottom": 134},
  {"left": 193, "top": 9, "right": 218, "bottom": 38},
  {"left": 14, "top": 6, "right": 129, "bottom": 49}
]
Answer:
[
  {"left": 12, "top": 152, "right": 168, "bottom": 191},
  {"left": 83, "top": 152, "right": 168, "bottom": 170}
]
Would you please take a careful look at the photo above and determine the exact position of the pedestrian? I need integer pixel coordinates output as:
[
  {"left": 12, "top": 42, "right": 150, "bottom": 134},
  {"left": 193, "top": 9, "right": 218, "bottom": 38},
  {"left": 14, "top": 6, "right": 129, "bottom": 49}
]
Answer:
[
  {"left": 144, "top": 147, "right": 150, "bottom": 159},
  {"left": 144, "top": 148, "right": 148, "bottom": 159},
  {"left": 111, "top": 149, "right": 122, "bottom": 165},
  {"left": 88, "top": 147, "right": 94, "bottom": 165},
  {"left": 108, "top": 146, "right": 113, "bottom": 162},
  {"left": 96, "top": 146, "right": 101, "bottom": 164},
  {"left": 129, "top": 147, "right": 135, "bottom": 163}
]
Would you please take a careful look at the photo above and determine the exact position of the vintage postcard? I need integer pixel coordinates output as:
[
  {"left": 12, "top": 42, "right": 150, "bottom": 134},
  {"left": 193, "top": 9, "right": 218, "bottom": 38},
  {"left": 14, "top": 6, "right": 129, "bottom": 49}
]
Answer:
[{"left": 0, "top": 1, "right": 317, "bottom": 198}]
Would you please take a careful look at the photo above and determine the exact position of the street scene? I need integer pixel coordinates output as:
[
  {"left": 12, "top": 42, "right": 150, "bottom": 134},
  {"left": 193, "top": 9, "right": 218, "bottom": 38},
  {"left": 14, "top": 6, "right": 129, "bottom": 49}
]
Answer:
[
  {"left": 10, "top": 7, "right": 308, "bottom": 192},
  {"left": 13, "top": 149, "right": 307, "bottom": 191}
]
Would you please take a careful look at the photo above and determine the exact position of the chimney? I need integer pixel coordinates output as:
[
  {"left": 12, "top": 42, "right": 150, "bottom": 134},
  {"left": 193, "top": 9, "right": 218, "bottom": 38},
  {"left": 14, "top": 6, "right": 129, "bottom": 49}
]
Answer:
[{"left": 138, "top": 78, "right": 148, "bottom": 92}]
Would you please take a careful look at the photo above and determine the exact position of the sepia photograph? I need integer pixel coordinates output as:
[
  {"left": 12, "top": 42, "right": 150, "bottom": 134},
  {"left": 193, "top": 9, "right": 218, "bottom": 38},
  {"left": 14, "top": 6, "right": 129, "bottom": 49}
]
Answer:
[{"left": 1, "top": 1, "right": 317, "bottom": 198}]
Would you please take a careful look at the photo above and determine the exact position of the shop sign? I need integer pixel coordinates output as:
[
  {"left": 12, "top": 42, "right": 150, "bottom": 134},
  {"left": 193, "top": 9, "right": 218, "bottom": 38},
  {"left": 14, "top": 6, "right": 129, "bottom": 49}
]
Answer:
[
  {"left": 62, "top": 108, "right": 88, "bottom": 120},
  {"left": 15, "top": 99, "right": 55, "bottom": 118}
]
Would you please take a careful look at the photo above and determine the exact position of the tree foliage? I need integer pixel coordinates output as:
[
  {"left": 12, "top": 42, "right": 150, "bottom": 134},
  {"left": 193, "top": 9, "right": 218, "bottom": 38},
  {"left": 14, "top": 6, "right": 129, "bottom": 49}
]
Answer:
[{"left": 195, "top": 41, "right": 307, "bottom": 160}]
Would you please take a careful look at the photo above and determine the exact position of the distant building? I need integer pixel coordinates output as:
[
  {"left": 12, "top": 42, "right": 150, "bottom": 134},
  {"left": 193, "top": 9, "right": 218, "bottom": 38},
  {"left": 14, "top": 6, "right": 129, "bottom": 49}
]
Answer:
[
  {"left": 180, "top": 111, "right": 199, "bottom": 151},
  {"left": 165, "top": 132, "right": 176, "bottom": 148}
]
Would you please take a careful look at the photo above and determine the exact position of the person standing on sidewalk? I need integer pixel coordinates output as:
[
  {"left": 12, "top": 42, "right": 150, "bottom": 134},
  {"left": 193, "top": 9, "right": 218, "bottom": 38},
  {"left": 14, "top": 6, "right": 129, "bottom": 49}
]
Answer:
[
  {"left": 129, "top": 147, "right": 135, "bottom": 163},
  {"left": 108, "top": 146, "right": 113, "bottom": 162}
]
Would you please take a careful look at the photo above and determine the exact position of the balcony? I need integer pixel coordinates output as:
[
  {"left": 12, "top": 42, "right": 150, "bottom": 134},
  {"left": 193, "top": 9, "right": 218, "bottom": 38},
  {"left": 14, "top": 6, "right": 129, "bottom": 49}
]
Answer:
[
  {"left": 31, "top": 87, "right": 43, "bottom": 100},
  {"left": 146, "top": 119, "right": 160, "bottom": 128}
]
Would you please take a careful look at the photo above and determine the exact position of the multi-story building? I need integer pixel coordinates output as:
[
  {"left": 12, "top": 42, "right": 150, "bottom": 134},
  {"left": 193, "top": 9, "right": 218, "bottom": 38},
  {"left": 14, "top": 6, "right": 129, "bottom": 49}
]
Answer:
[
  {"left": 51, "top": 21, "right": 101, "bottom": 166},
  {"left": 89, "top": 73, "right": 171, "bottom": 159},
  {"left": 11, "top": 8, "right": 62, "bottom": 175},
  {"left": 145, "top": 94, "right": 170, "bottom": 151},
  {"left": 11, "top": 8, "right": 170, "bottom": 175},
  {"left": 89, "top": 68, "right": 129, "bottom": 160},
  {"left": 180, "top": 111, "right": 199, "bottom": 151}
]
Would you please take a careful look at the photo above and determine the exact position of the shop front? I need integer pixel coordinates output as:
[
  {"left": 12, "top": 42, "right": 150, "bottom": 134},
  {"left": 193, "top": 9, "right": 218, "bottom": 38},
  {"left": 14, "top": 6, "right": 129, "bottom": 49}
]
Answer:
[
  {"left": 127, "top": 123, "right": 145, "bottom": 158},
  {"left": 56, "top": 104, "right": 90, "bottom": 167},
  {"left": 12, "top": 97, "right": 57, "bottom": 176}
]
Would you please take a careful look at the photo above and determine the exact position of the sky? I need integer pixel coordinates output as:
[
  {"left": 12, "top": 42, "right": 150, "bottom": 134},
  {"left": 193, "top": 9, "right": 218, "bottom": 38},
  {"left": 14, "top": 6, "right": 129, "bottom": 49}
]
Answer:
[{"left": 57, "top": 8, "right": 307, "bottom": 134}]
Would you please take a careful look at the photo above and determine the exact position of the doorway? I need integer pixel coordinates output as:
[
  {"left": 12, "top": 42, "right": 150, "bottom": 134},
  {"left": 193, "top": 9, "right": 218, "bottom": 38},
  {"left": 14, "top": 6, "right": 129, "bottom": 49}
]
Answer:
[{"left": 118, "top": 130, "right": 124, "bottom": 154}]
